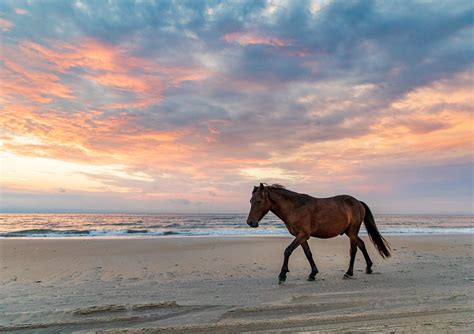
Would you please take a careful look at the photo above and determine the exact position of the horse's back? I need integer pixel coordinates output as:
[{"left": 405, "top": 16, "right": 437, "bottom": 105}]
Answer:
[
  {"left": 313, "top": 194, "right": 361, "bottom": 212},
  {"left": 309, "top": 194, "right": 364, "bottom": 238}
]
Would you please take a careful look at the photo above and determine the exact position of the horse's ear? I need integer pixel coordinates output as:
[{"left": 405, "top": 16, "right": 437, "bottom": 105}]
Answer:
[
  {"left": 259, "top": 183, "right": 264, "bottom": 191},
  {"left": 252, "top": 186, "right": 258, "bottom": 193}
]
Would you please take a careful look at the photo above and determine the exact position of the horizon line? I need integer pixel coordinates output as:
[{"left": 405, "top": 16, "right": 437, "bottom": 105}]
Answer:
[{"left": 0, "top": 210, "right": 472, "bottom": 216}]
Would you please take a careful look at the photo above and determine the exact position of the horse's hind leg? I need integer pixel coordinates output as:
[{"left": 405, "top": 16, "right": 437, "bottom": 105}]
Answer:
[
  {"left": 357, "top": 237, "right": 373, "bottom": 274},
  {"left": 301, "top": 241, "right": 318, "bottom": 281},
  {"left": 344, "top": 234, "right": 358, "bottom": 279}
]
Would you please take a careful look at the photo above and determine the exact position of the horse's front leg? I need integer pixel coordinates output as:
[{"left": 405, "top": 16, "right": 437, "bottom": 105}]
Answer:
[{"left": 279, "top": 234, "right": 308, "bottom": 284}]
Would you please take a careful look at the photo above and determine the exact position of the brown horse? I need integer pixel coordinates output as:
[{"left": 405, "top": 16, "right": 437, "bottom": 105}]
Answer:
[{"left": 246, "top": 183, "right": 391, "bottom": 283}]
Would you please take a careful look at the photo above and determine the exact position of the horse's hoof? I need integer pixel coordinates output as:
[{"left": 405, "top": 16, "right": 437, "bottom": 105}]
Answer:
[
  {"left": 366, "top": 267, "right": 373, "bottom": 274},
  {"left": 278, "top": 273, "right": 286, "bottom": 284},
  {"left": 343, "top": 273, "right": 353, "bottom": 279},
  {"left": 307, "top": 275, "right": 316, "bottom": 281}
]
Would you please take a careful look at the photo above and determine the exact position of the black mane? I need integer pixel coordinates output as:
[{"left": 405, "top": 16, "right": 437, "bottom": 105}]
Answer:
[{"left": 266, "top": 184, "right": 312, "bottom": 206}]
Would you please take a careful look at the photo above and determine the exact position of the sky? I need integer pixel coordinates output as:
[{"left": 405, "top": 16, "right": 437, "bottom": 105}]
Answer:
[{"left": 0, "top": 0, "right": 472, "bottom": 214}]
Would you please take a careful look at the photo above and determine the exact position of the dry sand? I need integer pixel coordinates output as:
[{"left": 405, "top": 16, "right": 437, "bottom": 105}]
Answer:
[{"left": 1, "top": 235, "right": 473, "bottom": 333}]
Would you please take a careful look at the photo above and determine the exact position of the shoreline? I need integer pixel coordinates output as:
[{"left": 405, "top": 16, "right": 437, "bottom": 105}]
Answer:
[
  {"left": 1, "top": 230, "right": 473, "bottom": 239},
  {"left": 1, "top": 234, "right": 472, "bottom": 332}
]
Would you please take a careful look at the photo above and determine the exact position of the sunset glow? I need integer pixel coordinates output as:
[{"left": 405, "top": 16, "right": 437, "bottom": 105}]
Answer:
[{"left": 0, "top": 0, "right": 472, "bottom": 213}]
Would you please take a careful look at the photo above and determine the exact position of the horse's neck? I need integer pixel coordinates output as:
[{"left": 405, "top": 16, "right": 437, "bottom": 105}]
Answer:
[{"left": 268, "top": 190, "right": 293, "bottom": 222}]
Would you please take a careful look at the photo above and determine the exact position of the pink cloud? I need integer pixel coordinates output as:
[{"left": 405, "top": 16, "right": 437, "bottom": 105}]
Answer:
[
  {"left": 223, "top": 31, "right": 290, "bottom": 47},
  {"left": 15, "top": 8, "right": 28, "bottom": 15}
]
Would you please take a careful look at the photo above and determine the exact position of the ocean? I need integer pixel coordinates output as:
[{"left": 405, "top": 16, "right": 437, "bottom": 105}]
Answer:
[{"left": 0, "top": 213, "right": 472, "bottom": 237}]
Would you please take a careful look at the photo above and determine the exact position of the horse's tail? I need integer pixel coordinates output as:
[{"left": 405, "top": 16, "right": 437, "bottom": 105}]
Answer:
[{"left": 361, "top": 201, "right": 391, "bottom": 258}]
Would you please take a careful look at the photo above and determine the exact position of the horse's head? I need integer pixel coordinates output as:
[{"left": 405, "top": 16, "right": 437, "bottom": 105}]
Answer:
[{"left": 246, "top": 183, "right": 271, "bottom": 228}]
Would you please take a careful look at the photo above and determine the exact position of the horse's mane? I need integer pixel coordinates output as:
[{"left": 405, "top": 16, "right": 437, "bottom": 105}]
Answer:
[
  {"left": 260, "top": 183, "right": 308, "bottom": 198},
  {"left": 266, "top": 183, "right": 304, "bottom": 197},
  {"left": 268, "top": 183, "right": 285, "bottom": 189},
  {"left": 264, "top": 183, "right": 312, "bottom": 206}
]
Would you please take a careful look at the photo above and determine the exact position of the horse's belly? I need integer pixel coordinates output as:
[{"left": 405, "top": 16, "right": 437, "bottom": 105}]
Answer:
[
  {"left": 310, "top": 216, "right": 350, "bottom": 238},
  {"left": 311, "top": 229, "right": 341, "bottom": 239}
]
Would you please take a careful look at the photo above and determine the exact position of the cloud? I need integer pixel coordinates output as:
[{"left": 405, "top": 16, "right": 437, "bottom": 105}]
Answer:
[
  {"left": 0, "top": 18, "right": 13, "bottom": 31},
  {"left": 223, "top": 31, "right": 290, "bottom": 47},
  {"left": 240, "top": 167, "right": 300, "bottom": 182},
  {"left": 14, "top": 8, "right": 27, "bottom": 15},
  {"left": 0, "top": 0, "right": 472, "bottom": 213},
  {"left": 0, "top": 38, "right": 212, "bottom": 108}
]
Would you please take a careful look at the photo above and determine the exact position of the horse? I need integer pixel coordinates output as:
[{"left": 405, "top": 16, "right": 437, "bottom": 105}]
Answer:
[{"left": 246, "top": 183, "right": 391, "bottom": 283}]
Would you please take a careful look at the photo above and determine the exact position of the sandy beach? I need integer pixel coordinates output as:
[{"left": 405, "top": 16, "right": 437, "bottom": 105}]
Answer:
[{"left": 1, "top": 235, "right": 473, "bottom": 333}]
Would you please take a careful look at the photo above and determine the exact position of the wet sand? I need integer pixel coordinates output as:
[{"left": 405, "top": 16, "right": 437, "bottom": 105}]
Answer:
[{"left": 1, "top": 235, "right": 473, "bottom": 332}]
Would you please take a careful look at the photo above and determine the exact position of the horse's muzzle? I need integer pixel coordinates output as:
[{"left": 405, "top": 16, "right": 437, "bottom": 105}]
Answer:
[{"left": 247, "top": 220, "right": 259, "bottom": 228}]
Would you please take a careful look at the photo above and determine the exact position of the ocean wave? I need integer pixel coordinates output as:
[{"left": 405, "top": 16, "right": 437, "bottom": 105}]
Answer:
[
  {"left": 1, "top": 227, "right": 473, "bottom": 238},
  {"left": 379, "top": 227, "right": 474, "bottom": 235},
  {"left": 147, "top": 223, "right": 181, "bottom": 228},
  {"left": 126, "top": 229, "right": 148, "bottom": 234},
  {"left": 0, "top": 229, "right": 90, "bottom": 237},
  {"left": 0, "top": 214, "right": 472, "bottom": 238},
  {"left": 0, "top": 228, "right": 288, "bottom": 238}
]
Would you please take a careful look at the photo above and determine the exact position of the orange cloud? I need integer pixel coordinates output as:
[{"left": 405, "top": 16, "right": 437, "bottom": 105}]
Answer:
[
  {"left": 19, "top": 39, "right": 124, "bottom": 73},
  {"left": 1, "top": 34, "right": 471, "bottom": 202},
  {"left": 0, "top": 103, "right": 189, "bottom": 166},
  {"left": 1, "top": 38, "right": 212, "bottom": 108},
  {"left": 0, "top": 18, "right": 13, "bottom": 31},
  {"left": 260, "top": 71, "right": 473, "bottom": 194},
  {"left": 1, "top": 59, "right": 74, "bottom": 103}
]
